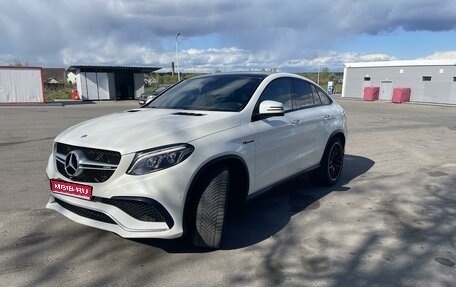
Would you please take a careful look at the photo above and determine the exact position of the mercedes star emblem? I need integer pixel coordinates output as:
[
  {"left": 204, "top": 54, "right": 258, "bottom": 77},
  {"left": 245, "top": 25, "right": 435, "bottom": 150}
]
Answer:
[{"left": 64, "top": 150, "right": 84, "bottom": 177}]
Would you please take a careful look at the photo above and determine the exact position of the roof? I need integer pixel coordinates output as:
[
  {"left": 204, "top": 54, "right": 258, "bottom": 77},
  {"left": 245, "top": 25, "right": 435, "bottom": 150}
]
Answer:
[
  {"left": 196, "top": 71, "right": 270, "bottom": 77},
  {"left": 67, "top": 65, "right": 161, "bottom": 73},
  {"left": 345, "top": 59, "right": 456, "bottom": 68},
  {"left": 47, "top": 79, "right": 61, "bottom": 84},
  {"left": 0, "top": 66, "right": 42, "bottom": 70}
]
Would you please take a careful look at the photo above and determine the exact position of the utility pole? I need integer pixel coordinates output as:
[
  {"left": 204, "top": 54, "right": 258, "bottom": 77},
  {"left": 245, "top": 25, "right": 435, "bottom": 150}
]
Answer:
[{"left": 175, "top": 32, "right": 181, "bottom": 81}]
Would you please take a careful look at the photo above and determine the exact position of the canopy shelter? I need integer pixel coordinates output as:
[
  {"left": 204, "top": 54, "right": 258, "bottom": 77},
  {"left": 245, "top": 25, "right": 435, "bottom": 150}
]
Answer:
[{"left": 67, "top": 65, "right": 161, "bottom": 100}]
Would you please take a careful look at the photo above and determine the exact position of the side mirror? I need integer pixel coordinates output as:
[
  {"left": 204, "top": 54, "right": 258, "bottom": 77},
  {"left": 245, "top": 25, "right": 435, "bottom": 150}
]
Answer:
[
  {"left": 259, "top": 100, "right": 285, "bottom": 117},
  {"left": 140, "top": 97, "right": 154, "bottom": 108}
]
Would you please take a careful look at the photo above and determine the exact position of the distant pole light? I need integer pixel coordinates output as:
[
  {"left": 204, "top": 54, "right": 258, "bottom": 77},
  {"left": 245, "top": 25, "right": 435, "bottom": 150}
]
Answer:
[{"left": 176, "top": 32, "right": 181, "bottom": 81}]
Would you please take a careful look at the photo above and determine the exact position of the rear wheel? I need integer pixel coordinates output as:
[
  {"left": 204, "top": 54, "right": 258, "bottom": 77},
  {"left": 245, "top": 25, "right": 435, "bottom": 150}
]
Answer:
[
  {"left": 190, "top": 166, "right": 230, "bottom": 249},
  {"left": 312, "top": 137, "right": 344, "bottom": 186}
]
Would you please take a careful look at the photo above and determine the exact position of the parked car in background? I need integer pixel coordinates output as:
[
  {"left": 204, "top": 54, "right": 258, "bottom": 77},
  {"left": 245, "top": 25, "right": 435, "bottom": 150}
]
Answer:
[
  {"left": 138, "top": 84, "right": 173, "bottom": 106},
  {"left": 46, "top": 72, "right": 347, "bottom": 249}
]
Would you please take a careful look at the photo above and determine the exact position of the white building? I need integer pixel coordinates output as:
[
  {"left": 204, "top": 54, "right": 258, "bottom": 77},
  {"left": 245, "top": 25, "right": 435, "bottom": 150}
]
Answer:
[
  {"left": 66, "top": 71, "right": 77, "bottom": 84},
  {"left": 0, "top": 66, "right": 44, "bottom": 103},
  {"left": 342, "top": 59, "right": 456, "bottom": 105}
]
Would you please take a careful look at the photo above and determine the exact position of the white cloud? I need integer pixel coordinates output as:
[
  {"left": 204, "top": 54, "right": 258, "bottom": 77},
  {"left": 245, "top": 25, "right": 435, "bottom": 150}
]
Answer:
[
  {"left": 1, "top": 0, "right": 455, "bottom": 70},
  {"left": 422, "top": 51, "right": 456, "bottom": 59}
]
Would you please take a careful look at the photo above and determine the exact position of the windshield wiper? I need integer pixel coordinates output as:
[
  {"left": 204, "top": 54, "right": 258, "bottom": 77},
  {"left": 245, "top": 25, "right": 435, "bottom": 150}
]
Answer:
[
  {"left": 146, "top": 106, "right": 189, "bottom": 110},
  {"left": 169, "top": 106, "right": 190, "bottom": 110}
]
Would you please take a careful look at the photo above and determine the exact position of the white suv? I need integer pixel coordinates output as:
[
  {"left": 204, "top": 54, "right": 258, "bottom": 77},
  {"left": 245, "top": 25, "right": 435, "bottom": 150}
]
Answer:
[{"left": 46, "top": 72, "right": 347, "bottom": 248}]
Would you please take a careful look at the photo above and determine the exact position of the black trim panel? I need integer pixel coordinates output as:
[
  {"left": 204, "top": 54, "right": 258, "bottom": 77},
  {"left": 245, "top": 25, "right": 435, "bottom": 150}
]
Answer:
[
  {"left": 246, "top": 163, "right": 320, "bottom": 201},
  {"left": 55, "top": 198, "right": 116, "bottom": 224},
  {"left": 96, "top": 196, "right": 174, "bottom": 229}
]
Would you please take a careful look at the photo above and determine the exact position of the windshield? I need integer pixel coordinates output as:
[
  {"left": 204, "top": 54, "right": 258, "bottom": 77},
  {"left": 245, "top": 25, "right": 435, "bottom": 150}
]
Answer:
[
  {"left": 154, "top": 85, "right": 171, "bottom": 93},
  {"left": 147, "top": 75, "right": 265, "bottom": 112}
]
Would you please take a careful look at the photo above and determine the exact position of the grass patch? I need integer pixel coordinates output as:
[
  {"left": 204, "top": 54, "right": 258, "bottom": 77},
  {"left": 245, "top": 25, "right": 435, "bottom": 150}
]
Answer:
[
  {"left": 45, "top": 90, "right": 71, "bottom": 101},
  {"left": 44, "top": 84, "right": 75, "bottom": 102}
]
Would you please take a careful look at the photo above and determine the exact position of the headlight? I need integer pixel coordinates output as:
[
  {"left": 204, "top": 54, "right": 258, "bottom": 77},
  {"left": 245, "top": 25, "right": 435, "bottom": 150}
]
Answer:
[{"left": 127, "top": 144, "right": 194, "bottom": 175}]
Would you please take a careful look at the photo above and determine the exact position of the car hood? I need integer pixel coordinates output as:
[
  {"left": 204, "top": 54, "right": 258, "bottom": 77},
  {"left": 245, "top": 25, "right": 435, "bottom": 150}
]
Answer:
[{"left": 55, "top": 108, "right": 241, "bottom": 154}]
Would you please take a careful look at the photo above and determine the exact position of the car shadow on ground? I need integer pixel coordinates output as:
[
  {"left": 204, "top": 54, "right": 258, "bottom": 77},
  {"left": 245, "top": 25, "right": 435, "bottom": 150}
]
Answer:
[{"left": 134, "top": 154, "right": 374, "bottom": 252}]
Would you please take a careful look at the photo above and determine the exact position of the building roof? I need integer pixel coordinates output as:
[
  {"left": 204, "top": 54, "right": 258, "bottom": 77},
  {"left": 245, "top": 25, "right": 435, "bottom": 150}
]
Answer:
[
  {"left": 345, "top": 59, "right": 456, "bottom": 68},
  {"left": 67, "top": 65, "right": 161, "bottom": 73},
  {"left": 0, "top": 66, "right": 41, "bottom": 70}
]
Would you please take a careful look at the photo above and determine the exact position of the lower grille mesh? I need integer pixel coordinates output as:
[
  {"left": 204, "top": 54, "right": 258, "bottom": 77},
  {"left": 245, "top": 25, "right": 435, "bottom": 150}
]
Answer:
[
  {"left": 55, "top": 198, "right": 116, "bottom": 224},
  {"left": 99, "top": 198, "right": 165, "bottom": 222}
]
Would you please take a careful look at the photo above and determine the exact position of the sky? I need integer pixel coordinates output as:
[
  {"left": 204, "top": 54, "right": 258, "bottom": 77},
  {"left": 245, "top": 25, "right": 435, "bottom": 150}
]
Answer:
[{"left": 1, "top": 0, "right": 456, "bottom": 73}]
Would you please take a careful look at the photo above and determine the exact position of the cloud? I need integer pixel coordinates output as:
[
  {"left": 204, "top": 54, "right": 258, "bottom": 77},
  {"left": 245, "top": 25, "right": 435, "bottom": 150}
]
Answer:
[
  {"left": 145, "top": 48, "right": 398, "bottom": 73},
  {"left": 422, "top": 51, "right": 456, "bottom": 60},
  {"left": 0, "top": 0, "right": 455, "bottom": 70}
]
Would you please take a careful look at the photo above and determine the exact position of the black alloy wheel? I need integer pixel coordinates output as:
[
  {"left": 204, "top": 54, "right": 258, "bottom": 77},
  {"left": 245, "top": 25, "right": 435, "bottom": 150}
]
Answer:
[
  {"left": 328, "top": 141, "right": 343, "bottom": 181},
  {"left": 311, "top": 137, "right": 344, "bottom": 186}
]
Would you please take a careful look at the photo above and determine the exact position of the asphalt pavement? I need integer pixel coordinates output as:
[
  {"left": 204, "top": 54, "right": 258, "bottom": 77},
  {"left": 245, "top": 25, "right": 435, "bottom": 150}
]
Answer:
[{"left": 0, "top": 98, "right": 455, "bottom": 286}]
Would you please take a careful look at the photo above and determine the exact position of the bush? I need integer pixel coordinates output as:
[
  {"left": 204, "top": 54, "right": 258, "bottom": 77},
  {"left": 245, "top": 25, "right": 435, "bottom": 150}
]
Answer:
[
  {"left": 45, "top": 90, "right": 71, "bottom": 101},
  {"left": 44, "top": 83, "right": 75, "bottom": 102}
]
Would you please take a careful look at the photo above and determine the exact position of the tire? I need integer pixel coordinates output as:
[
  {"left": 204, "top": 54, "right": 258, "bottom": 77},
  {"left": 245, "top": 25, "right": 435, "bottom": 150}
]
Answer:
[
  {"left": 190, "top": 166, "right": 230, "bottom": 249},
  {"left": 312, "top": 137, "right": 344, "bottom": 186}
]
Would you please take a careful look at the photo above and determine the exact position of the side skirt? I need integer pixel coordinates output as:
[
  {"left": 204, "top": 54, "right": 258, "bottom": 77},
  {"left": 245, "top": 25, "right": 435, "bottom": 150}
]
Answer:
[{"left": 246, "top": 163, "right": 320, "bottom": 202}]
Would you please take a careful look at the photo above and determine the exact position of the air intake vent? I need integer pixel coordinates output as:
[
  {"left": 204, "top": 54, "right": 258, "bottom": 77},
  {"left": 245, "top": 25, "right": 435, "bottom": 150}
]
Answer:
[
  {"left": 172, "top": 112, "right": 205, "bottom": 116},
  {"left": 55, "top": 198, "right": 116, "bottom": 224}
]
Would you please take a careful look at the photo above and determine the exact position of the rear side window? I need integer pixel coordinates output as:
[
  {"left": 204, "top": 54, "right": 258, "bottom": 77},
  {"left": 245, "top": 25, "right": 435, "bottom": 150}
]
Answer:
[
  {"left": 291, "top": 79, "right": 314, "bottom": 109},
  {"left": 311, "top": 85, "right": 322, "bottom": 105},
  {"left": 314, "top": 86, "right": 332, "bottom": 105},
  {"left": 257, "top": 78, "right": 293, "bottom": 111}
]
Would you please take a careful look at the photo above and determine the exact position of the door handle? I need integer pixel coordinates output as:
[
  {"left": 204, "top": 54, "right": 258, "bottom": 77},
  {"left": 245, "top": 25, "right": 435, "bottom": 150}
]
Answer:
[
  {"left": 323, "top": 115, "right": 331, "bottom": 120},
  {"left": 291, "top": 119, "right": 300, "bottom": 125}
]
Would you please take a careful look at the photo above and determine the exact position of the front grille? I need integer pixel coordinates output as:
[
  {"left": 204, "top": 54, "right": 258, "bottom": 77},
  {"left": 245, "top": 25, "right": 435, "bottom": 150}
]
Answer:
[
  {"left": 55, "top": 198, "right": 116, "bottom": 224},
  {"left": 56, "top": 143, "right": 121, "bottom": 164},
  {"left": 98, "top": 198, "right": 165, "bottom": 222},
  {"left": 55, "top": 143, "right": 121, "bottom": 183}
]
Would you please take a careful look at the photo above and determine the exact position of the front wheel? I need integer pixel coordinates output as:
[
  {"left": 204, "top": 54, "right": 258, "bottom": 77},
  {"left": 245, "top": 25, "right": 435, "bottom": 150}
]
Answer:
[
  {"left": 312, "top": 138, "right": 344, "bottom": 186},
  {"left": 190, "top": 166, "right": 230, "bottom": 249}
]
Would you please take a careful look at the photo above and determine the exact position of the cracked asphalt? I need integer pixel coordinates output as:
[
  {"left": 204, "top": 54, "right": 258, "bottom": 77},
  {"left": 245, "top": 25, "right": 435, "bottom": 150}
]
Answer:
[{"left": 0, "top": 98, "right": 455, "bottom": 286}]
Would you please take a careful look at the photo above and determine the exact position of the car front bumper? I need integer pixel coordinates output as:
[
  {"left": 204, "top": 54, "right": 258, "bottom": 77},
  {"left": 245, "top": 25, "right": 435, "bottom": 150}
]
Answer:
[{"left": 45, "top": 151, "right": 196, "bottom": 239}]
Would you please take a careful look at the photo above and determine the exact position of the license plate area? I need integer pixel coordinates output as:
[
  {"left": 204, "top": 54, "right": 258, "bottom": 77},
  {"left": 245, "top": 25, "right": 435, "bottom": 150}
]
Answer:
[{"left": 50, "top": 179, "right": 93, "bottom": 200}]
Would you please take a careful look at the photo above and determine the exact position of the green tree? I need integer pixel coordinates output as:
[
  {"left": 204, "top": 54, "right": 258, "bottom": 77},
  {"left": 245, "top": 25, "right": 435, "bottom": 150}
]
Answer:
[{"left": 10, "top": 60, "right": 28, "bottom": 66}]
